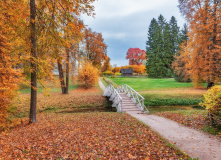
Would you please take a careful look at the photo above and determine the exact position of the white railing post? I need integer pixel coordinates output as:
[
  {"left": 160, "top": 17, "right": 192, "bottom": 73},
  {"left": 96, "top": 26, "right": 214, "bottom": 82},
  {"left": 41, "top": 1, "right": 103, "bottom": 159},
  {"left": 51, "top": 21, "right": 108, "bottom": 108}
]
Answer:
[
  {"left": 117, "top": 84, "right": 149, "bottom": 113},
  {"left": 104, "top": 84, "right": 149, "bottom": 113},
  {"left": 103, "top": 84, "right": 122, "bottom": 113}
]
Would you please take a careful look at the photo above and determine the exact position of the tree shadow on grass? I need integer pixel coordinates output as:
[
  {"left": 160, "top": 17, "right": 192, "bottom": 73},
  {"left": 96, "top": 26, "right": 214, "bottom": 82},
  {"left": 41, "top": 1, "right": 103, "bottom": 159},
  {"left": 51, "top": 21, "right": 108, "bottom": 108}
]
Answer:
[
  {"left": 55, "top": 98, "right": 116, "bottom": 114},
  {"left": 56, "top": 107, "right": 116, "bottom": 114}
]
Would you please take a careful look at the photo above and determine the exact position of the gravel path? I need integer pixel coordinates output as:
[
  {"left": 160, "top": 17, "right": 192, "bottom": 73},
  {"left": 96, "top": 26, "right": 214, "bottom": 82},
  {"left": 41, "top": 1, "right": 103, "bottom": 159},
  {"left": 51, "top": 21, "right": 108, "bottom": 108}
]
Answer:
[
  {"left": 99, "top": 80, "right": 221, "bottom": 160},
  {"left": 98, "top": 79, "right": 106, "bottom": 92},
  {"left": 128, "top": 113, "right": 221, "bottom": 160}
]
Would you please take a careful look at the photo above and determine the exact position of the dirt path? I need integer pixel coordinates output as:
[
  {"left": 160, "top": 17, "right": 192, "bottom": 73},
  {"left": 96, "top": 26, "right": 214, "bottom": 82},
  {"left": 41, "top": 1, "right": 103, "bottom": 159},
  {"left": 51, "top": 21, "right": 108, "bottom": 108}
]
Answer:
[
  {"left": 99, "top": 80, "right": 221, "bottom": 160},
  {"left": 98, "top": 79, "right": 106, "bottom": 92},
  {"left": 128, "top": 113, "right": 221, "bottom": 160}
]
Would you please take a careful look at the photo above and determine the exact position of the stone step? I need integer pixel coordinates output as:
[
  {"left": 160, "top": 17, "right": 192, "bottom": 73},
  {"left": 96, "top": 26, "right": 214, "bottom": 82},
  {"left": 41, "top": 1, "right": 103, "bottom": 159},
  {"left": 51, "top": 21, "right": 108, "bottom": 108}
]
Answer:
[
  {"left": 122, "top": 109, "right": 140, "bottom": 111},
  {"left": 122, "top": 106, "right": 139, "bottom": 109},
  {"left": 122, "top": 105, "right": 137, "bottom": 107},
  {"left": 122, "top": 110, "right": 141, "bottom": 112},
  {"left": 122, "top": 102, "right": 133, "bottom": 104}
]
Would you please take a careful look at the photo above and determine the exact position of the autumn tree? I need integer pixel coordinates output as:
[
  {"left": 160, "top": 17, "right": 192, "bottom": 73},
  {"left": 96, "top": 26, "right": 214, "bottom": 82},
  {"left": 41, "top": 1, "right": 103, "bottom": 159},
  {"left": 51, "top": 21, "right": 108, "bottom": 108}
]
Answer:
[
  {"left": 200, "top": 86, "right": 221, "bottom": 127},
  {"left": 78, "top": 62, "right": 99, "bottom": 89},
  {"left": 0, "top": 0, "right": 96, "bottom": 123},
  {"left": 0, "top": 31, "right": 22, "bottom": 129},
  {"left": 126, "top": 48, "right": 146, "bottom": 65},
  {"left": 84, "top": 28, "right": 107, "bottom": 69},
  {"left": 112, "top": 67, "right": 121, "bottom": 74},
  {"left": 177, "top": 0, "right": 221, "bottom": 87},
  {"left": 172, "top": 24, "right": 190, "bottom": 82},
  {"left": 132, "top": 65, "right": 146, "bottom": 75},
  {"left": 0, "top": 0, "right": 27, "bottom": 125},
  {"left": 101, "top": 56, "right": 111, "bottom": 72}
]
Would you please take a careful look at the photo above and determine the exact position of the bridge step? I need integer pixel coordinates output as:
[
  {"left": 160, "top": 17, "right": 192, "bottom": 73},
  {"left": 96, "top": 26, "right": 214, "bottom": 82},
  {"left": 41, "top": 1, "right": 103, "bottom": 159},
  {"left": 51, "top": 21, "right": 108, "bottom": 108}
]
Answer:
[
  {"left": 104, "top": 85, "right": 147, "bottom": 113},
  {"left": 120, "top": 92, "right": 142, "bottom": 112}
]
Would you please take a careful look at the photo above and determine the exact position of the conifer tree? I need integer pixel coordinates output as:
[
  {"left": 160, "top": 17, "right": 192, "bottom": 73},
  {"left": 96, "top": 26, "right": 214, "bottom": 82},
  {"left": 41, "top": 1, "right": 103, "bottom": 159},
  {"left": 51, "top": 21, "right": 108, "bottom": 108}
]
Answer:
[
  {"left": 146, "top": 18, "right": 161, "bottom": 78},
  {"left": 146, "top": 15, "right": 178, "bottom": 78},
  {"left": 169, "top": 16, "right": 180, "bottom": 56}
]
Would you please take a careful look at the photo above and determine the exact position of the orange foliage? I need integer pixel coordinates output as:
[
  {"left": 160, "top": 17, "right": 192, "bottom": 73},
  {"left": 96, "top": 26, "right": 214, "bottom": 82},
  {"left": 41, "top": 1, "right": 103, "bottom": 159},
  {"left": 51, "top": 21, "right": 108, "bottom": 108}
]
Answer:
[
  {"left": 131, "top": 65, "right": 146, "bottom": 74},
  {"left": 177, "top": 0, "right": 221, "bottom": 86},
  {"left": 101, "top": 55, "right": 111, "bottom": 72},
  {"left": 85, "top": 28, "right": 107, "bottom": 69},
  {"left": 112, "top": 67, "right": 121, "bottom": 74},
  {"left": 172, "top": 40, "right": 191, "bottom": 82},
  {"left": 78, "top": 62, "right": 99, "bottom": 89},
  {"left": 119, "top": 65, "right": 146, "bottom": 74},
  {"left": 0, "top": 31, "right": 22, "bottom": 129}
]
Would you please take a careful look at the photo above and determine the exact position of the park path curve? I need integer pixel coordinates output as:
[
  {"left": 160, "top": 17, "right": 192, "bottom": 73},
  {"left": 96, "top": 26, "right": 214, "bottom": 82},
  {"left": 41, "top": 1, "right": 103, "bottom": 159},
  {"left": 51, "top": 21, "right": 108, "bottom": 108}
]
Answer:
[
  {"left": 99, "top": 80, "right": 221, "bottom": 160},
  {"left": 128, "top": 113, "right": 221, "bottom": 160}
]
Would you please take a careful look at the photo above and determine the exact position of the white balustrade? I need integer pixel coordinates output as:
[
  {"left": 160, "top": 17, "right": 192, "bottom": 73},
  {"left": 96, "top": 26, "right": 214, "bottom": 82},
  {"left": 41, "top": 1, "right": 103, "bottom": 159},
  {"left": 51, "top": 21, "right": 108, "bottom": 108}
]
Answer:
[
  {"left": 103, "top": 84, "right": 122, "bottom": 112},
  {"left": 117, "top": 84, "right": 148, "bottom": 113},
  {"left": 104, "top": 84, "right": 148, "bottom": 113}
]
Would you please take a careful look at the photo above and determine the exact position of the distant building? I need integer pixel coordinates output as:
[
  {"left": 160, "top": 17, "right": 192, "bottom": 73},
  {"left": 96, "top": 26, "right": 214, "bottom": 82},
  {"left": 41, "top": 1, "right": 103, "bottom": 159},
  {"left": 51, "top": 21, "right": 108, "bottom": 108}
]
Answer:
[{"left": 120, "top": 69, "right": 133, "bottom": 77}]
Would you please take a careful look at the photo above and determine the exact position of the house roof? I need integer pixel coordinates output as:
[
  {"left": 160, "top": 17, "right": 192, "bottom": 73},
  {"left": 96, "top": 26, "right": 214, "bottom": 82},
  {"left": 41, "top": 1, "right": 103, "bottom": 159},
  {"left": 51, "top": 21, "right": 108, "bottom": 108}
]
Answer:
[{"left": 120, "top": 69, "right": 133, "bottom": 74}]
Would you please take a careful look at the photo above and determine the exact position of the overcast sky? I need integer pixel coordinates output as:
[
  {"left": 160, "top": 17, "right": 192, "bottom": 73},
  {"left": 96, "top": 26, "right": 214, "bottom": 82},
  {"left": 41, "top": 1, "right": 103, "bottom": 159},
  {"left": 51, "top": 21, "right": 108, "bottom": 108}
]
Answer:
[{"left": 82, "top": 0, "right": 186, "bottom": 66}]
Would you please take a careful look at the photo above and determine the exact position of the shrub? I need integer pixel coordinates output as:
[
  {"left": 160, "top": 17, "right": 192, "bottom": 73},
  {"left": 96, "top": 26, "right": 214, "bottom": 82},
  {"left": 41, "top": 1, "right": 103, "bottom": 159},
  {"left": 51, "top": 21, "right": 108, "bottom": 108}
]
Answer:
[
  {"left": 78, "top": 63, "right": 99, "bottom": 89},
  {"left": 115, "top": 72, "right": 121, "bottom": 76},
  {"left": 200, "top": 86, "right": 221, "bottom": 127},
  {"left": 112, "top": 67, "right": 120, "bottom": 73},
  {"left": 103, "top": 71, "right": 114, "bottom": 76}
]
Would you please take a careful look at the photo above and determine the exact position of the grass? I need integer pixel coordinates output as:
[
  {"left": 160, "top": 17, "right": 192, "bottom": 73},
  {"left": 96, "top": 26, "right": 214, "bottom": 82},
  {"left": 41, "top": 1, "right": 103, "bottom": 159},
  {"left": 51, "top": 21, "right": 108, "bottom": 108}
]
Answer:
[
  {"left": 11, "top": 86, "right": 113, "bottom": 119},
  {"left": 20, "top": 82, "right": 78, "bottom": 94},
  {"left": 19, "top": 76, "right": 78, "bottom": 94},
  {"left": 108, "top": 77, "right": 195, "bottom": 91},
  {"left": 107, "top": 77, "right": 206, "bottom": 111},
  {"left": 100, "top": 77, "right": 109, "bottom": 87},
  {"left": 147, "top": 106, "right": 205, "bottom": 114},
  {"left": 142, "top": 91, "right": 204, "bottom": 108}
]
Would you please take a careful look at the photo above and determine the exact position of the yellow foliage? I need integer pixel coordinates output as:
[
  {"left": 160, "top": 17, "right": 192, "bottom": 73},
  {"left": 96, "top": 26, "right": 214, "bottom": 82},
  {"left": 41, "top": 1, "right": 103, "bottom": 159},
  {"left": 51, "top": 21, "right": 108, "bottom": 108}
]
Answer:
[
  {"left": 200, "top": 86, "right": 221, "bottom": 113},
  {"left": 78, "top": 63, "right": 99, "bottom": 89},
  {"left": 200, "top": 85, "right": 221, "bottom": 126}
]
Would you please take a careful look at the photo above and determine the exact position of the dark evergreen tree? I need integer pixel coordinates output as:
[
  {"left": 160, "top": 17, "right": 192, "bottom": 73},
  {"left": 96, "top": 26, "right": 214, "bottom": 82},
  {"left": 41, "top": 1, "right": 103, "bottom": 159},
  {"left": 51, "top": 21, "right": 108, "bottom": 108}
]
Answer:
[
  {"left": 169, "top": 16, "right": 180, "bottom": 56},
  {"left": 146, "top": 18, "right": 162, "bottom": 78},
  {"left": 178, "top": 23, "right": 188, "bottom": 45},
  {"left": 146, "top": 15, "right": 176, "bottom": 78}
]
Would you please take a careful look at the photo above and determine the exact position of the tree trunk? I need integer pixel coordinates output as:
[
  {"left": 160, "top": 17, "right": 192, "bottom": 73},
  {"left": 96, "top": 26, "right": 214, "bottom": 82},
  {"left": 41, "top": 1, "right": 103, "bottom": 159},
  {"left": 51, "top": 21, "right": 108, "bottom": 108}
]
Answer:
[
  {"left": 57, "top": 59, "right": 66, "bottom": 94},
  {"left": 29, "top": 0, "right": 37, "bottom": 123},
  {"left": 208, "top": 112, "right": 216, "bottom": 127},
  {"left": 65, "top": 48, "right": 70, "bottom": 94}
]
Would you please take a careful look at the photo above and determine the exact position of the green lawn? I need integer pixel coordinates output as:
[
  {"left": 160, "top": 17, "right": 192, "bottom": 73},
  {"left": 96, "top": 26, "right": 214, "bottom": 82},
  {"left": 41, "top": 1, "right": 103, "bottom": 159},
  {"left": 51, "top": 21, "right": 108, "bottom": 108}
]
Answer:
[
  {"left": 108, "top": 77, "right": 195, "bottom": 91},
  {"left": 107, "top": 77, "right": 205, "bottom": 107}
]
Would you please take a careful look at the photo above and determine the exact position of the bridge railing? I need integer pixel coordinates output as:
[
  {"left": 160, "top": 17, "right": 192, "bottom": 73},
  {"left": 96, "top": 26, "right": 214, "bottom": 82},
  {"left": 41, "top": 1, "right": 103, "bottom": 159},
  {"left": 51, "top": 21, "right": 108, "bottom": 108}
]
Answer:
[
  {"left": 103, "top": 84, "right": 122, "bottom": 112},
  {"left": 117, "top": 84, "right": 148, "bottom": 113}
]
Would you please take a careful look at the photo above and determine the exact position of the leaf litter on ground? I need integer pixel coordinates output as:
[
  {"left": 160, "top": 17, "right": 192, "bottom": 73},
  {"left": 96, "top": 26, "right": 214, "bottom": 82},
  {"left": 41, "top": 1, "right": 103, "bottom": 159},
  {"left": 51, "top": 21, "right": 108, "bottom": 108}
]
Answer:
[{"left": 0, "top": 112, "right": 190, "bottom": 159}]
